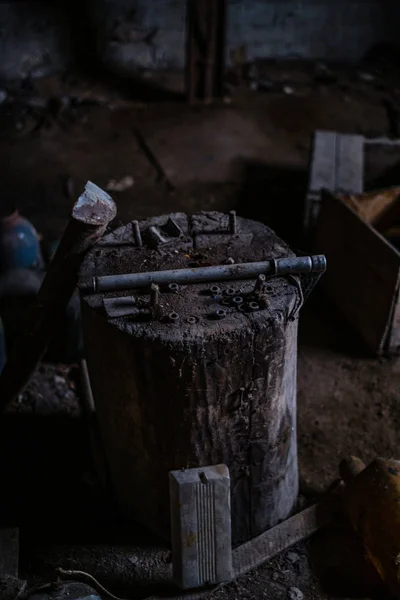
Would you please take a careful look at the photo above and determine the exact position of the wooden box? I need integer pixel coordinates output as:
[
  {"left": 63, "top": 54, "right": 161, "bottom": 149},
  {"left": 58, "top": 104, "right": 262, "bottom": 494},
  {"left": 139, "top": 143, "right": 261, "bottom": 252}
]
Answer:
[
  {"left": 306, "top": 130, "right": 400, "bottom": 354},
  {"left": 315, "top": 189, "right": 400, "bottom": 354}
]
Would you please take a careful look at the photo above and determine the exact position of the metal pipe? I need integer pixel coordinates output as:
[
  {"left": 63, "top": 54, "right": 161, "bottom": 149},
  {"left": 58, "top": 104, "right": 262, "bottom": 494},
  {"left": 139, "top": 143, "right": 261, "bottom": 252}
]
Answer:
[
  {"left": 151, "top": 283, "right": 160, "bottom": 306},
  {"left": 89, "top": 255, "right": 326, "bottom": 294}
]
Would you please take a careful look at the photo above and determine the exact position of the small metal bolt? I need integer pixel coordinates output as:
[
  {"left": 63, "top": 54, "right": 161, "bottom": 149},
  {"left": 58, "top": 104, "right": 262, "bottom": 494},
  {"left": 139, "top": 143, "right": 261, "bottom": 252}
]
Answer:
[
  {"left": 248, "top": 301, "right": 259, "bottom": 312},
  {"left": 232, "top": 296, "right": 243, "bottom": 305},
  {"left": 237, "top": 303, "right": 245, "bottom": 312},
  {"left": 259, "top": 295, "right": 270, "bottom": 308},
  {"left": 187, "top": 316, "right": 197, "bottom": 324},
  {"left": 224, "top": 287, "right": 235, "bottom": 296},
  {"left": 168, "top": 282, "right": 179, "bottom": 293},
  {"left": 150, "top": 283, "right": 159, "bottom": 306},
  {"left": 225, "top": 257, "right": 235, "bottom": 265},
  {"left": 169, "top": 312, "right": 180, "bottom": 322},
  {"left": 229, "top": 210, "right": 237, "bottom": 234},
  {"left": 255, "top": 274, "right": 266, "bottom": 292},
  {"left": 209, "top": 285, "right": 221, "bottom": 295},
  {"left": 214, "top": 309, "right": 227, "bottom": 320},
  {"left": 132, "top": 220, "right": 143, "bottom": 247},
  {"left": 220, "top": 298, "right": 231, "bottom": 306}
]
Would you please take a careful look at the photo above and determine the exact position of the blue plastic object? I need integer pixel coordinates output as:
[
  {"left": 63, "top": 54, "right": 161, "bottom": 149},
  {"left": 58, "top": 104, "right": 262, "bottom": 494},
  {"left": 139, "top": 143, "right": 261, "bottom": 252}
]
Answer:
[{"left": 0, "top": 210, "right": 44, "bottom": 274}]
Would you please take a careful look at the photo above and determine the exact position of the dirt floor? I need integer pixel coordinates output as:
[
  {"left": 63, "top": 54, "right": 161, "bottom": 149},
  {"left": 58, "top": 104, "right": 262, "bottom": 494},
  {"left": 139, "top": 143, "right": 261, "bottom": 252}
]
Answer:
[{"left": 2, "top": 56, "right": 400, "bottom": 599}]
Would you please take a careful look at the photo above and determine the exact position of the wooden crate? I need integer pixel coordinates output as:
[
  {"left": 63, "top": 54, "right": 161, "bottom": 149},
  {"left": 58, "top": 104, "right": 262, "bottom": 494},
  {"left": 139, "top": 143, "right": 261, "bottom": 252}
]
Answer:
[
  {"left": 304, "top": 130, "right": 400, "bottom": 230},
  {"left": 307, "top": 130, "right": 400, "bottom": 354},
  {"left": 315, "top": 190, "right": 400, "bottom": 354}
]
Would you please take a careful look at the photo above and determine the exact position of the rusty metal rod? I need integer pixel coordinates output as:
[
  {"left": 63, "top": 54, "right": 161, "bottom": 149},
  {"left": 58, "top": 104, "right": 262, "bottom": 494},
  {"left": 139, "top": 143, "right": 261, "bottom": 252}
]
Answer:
[{"left": 87, "top": 255, "right": 326, "bottom": 294}]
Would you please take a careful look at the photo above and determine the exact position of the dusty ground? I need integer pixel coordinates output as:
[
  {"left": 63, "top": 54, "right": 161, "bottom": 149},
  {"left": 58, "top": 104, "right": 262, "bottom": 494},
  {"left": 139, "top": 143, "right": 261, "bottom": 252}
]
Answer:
[{"left": 2, "top": 57, "right": 400, "bottom": 599}]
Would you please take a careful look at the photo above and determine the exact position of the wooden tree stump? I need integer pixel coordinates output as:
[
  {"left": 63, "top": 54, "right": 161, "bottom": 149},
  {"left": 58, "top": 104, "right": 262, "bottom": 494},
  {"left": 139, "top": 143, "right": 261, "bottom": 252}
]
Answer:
[{"left": 79, "top": 211, "right": 301, "bottom": 545}]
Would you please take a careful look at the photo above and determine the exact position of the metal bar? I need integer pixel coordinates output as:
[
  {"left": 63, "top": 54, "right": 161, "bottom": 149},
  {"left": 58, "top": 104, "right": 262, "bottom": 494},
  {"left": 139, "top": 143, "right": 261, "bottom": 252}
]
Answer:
[{"left": 88, "top": 255, "right": 326, "bottom": 294}]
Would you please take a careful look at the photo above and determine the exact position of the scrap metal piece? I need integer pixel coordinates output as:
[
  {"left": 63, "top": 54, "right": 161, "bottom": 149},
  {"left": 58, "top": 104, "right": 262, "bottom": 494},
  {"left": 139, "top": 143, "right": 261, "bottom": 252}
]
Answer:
[
  {"left": 103, "top": 296, "right": 137, "bottom": 318},
  {"left": 229, "top": 211, "right": 237, "bottom": 234},
  {"left": 132, "top": 220, "right": 143, "bottom": 247},
  {"left": 254, "top": 274, "right": 266, "bottom": 293},
  {"left": 88, "top": 255, "right": 326, "bottom": 294},
  {"left": 209, "top": 285, "right": 221, "bottom": 296},
  {"left": 150, "top": 283, "right": 160, "bottom": 307},
  {"left": 214, "top": 309, "right": 227, "bottom": 320},
  {"left": 165, "top": 218, "right": 184, "bottom": 238},
  {"left": 248, "top": 302, "right": 259, "bottom": 312},
  {"left": 169, "top": 465, "right": 232, "bottom": 590},
  {"left": 148, "top": 226, "right": 169, "bottom": 247}
]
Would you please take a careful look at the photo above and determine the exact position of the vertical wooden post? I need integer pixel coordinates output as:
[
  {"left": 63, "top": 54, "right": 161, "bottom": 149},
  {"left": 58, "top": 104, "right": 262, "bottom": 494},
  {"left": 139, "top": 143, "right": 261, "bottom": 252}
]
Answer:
[{"left": 185, "top": 0, "right": 227, "bottom": 104}]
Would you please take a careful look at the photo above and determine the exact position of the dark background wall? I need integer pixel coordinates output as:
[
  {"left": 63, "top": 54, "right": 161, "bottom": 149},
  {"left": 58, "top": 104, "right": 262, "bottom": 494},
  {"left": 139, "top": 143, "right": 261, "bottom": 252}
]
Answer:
[{"left": 0, "top": 0, "right": 398, "bottom": 80}]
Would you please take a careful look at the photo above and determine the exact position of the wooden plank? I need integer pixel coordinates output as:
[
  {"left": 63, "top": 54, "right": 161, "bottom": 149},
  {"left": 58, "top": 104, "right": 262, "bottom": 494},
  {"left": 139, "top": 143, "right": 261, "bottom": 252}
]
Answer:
[
  {"left": 232, "top": 500, "right": 333, "bottom": 577},
  {"left": 315, "top": 191, "right": 400, "bottom": 354},
  {"left": 340, "top": 188, "right": 400, "bottom": 226},
  {"left": 141, "top": 498, "right": 337, "bottom": 600},
  {"left": 103, "top": 296, "right": 137, "bottom": 318},
  {"left": 305, "top": 131, "right": 365, "bottom": 230},
  {"left": 310, "top": 131, "right": 337, "bottom": 192},
  {"left": 335, "top": 134, "right": 364, "bottom": 195},
  {"left": 305, "top": 131, "right": 337, "bottom": 229}
]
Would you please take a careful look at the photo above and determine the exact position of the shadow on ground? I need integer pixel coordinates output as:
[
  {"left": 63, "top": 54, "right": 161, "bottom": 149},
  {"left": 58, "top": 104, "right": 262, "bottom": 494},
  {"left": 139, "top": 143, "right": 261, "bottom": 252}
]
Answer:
[{"left": 235, "top": 160, "right": 308, "bottom": 248}]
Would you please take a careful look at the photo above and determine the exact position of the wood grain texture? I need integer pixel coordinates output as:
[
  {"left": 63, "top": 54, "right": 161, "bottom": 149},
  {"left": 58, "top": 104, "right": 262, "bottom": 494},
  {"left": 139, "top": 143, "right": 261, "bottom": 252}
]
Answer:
[
  {"left": 335, "top": 133, "right": 364, "bottom": 195},
  {"left": 305, "top": 130, "right": 364, "bottom": 229},
  {"left": 315, "top": 191, "right": 400, "bottom": 354},
  {"left": 80, "top": 212, "right": 300, "bottom": 544},
  {"left": 305, "top": 130, "right": 337, "bottom": 229}
]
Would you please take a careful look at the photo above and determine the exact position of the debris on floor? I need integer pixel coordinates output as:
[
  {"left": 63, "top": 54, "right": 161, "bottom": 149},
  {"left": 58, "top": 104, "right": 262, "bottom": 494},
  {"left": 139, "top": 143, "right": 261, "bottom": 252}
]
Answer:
[
  {"left": 106, "top": 175, "right": 134, "bottom": 192},
  {"left": 1, "top": 51, "right": 400, "bottom": 600}
]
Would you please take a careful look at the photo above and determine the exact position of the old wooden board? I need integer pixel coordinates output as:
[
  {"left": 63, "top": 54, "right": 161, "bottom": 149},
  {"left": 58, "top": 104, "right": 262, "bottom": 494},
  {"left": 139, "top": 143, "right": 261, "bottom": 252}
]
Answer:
[
  {"left": 315, "top": 191, "right": 400, "bottom": 354},
  {"left": 79, "top": 211, "right": 302, "bottom": 545},
  {"left": 305, "top": 130, "right": 364, "bottom": 229},
  {"left": 142, "top": 498, "right": 336, "bottom": 600}
]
